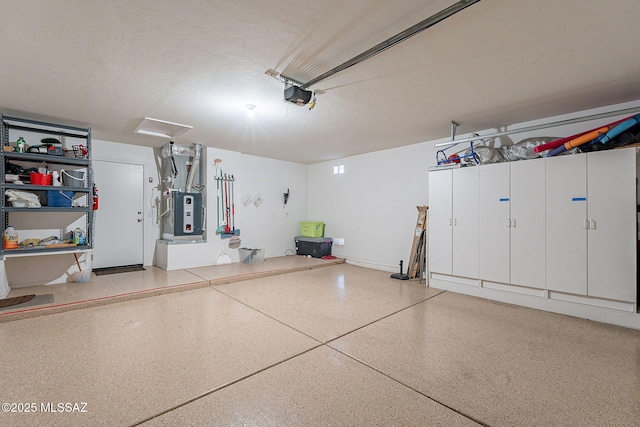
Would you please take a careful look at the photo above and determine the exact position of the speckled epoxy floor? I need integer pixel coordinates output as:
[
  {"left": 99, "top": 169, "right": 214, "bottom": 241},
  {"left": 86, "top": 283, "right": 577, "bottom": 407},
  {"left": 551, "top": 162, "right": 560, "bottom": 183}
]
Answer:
[
  {"left": 1, "top": 262, "right": 639, "bottom": 426},
  {"left": 0, "top": 255, "right": 345, "bottom": 321}
]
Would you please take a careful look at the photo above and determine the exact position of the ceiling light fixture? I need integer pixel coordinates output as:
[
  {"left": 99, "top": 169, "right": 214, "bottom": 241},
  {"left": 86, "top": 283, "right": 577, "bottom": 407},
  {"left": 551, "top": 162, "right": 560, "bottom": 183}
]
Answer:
[{"left": 246, "top": 104, "right": 257, "bottom": 118}]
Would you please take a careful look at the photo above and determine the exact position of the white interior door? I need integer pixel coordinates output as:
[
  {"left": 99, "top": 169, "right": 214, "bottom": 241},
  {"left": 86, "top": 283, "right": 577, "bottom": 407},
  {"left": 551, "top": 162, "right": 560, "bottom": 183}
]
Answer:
[{"left": 93, "top": 161, "right": 144, "bottom": 269}]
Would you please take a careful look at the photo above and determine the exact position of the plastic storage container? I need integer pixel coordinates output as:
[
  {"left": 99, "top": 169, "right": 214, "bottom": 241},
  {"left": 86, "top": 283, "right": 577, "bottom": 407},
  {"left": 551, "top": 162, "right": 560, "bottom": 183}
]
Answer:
[
  {"left": 46, "top": 190, "right": 75, "bottom": 207},
  {"left": 238, "top": 247, "right": 264, "bottom": 264},
  {"left": 30, "top": 172, "right": 52, "bottom": 186},
  {"left": 4, "top": 226, "right": 18, "bottom": 249},
  {"left": 295, "top": 236, "right": 333, "bottom": 258},
  {"left": 300, "top": 221, "right": 325, "bottom": 238}
]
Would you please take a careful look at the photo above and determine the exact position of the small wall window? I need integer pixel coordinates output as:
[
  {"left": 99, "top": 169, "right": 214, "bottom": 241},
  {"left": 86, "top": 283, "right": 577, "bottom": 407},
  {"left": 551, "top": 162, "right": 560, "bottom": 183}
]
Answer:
[{"left": 333, "top": 165, "right": 345, "bottom": 175}]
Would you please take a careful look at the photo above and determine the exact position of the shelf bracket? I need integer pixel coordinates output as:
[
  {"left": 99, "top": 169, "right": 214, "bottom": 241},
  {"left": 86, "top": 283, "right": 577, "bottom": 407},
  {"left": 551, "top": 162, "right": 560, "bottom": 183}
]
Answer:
[{"left": 450, "top": 121, "right": 460, "bottom": 141}]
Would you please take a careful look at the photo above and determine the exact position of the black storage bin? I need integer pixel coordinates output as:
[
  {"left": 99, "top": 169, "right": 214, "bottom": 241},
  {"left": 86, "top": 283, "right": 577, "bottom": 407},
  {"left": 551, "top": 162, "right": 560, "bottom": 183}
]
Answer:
[{"left": 295, "top": 236, "right": 332, "bottom": 258}]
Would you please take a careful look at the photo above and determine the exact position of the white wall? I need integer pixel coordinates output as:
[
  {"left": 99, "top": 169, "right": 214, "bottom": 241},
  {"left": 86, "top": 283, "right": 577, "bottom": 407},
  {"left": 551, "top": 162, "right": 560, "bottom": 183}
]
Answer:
[
  {"left": 238, "top": 154, "right": 307, "bottom": 257},
  {"left": 308, "top": 143, "right": 438, "bottom": 272},
  {"left": 307, "top": 99, "right": 640, "bottom": 273}
]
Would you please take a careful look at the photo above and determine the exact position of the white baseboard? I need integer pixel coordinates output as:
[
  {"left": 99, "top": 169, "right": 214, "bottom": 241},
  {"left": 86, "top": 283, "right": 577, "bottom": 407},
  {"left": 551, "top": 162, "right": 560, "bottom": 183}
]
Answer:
[{"left": 346, "top": 258, "right": 397, "bottom": 273}]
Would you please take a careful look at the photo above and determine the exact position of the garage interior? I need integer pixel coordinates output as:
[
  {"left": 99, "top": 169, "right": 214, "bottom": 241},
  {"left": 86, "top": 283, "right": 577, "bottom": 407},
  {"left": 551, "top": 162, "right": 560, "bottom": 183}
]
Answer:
[{"left": 1, "top": 1, "right": 640, "bottom": 425}]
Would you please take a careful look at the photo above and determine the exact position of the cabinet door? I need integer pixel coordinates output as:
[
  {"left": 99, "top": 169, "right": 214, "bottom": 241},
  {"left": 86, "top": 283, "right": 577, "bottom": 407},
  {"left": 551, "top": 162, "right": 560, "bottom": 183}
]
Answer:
[
  {"left": 510, "top": 158, "right": 545, "bottom": 289},
  {"left": 479, "top": 162, "right": 510, "bottom": 283},
  {"left": 587, "top": 149, "right": 636, "bottom": 301},
  {"left": 428, "top": 169, "right": 453, "bottom": 275},
  {"left": 546, "top": 154, "right": 588, "bottom": 294},
  {"left": 452, "top": 167, "right": 479, "bottom": 278}
]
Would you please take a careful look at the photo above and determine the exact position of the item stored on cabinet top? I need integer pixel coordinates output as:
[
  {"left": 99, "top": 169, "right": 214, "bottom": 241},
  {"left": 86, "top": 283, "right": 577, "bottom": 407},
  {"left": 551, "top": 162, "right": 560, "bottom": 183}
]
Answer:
[{"left": 533, "top": 116, "right": 631, "bottom": 154}]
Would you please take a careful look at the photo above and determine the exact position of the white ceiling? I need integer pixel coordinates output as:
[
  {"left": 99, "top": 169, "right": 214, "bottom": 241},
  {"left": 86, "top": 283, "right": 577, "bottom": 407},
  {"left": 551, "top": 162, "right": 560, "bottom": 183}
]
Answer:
[{"left": 1, "top": 0, "right": 639, "bottom": 164}]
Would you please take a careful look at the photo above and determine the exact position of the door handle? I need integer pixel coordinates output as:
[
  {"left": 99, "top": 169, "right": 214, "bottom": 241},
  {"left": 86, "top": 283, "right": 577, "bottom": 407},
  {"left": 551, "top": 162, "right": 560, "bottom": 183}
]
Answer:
[{"left": 137, "top": 218, "right": 143, "bottom": 223}]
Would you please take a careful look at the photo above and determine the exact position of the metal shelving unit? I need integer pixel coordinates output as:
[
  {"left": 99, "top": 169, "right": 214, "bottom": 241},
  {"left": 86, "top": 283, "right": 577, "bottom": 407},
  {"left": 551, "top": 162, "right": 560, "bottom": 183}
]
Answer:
[{"left": 0, "top": 115, "right": 93, "bottom": 257}]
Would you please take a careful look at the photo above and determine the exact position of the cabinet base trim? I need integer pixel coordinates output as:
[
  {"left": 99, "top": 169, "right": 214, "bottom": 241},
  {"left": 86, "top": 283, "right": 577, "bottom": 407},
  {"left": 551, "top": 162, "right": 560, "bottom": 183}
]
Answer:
[
  {"left": 431, "top": 273, "right": 480, "bottom": 287},
  {"left": 548, "top": 290, "right": 635, "bottom": 312},
  {"left": 430, "top": 273, "right": 640, "bottom": 330},
  {"left": 483, "top": 280, "right": 546, "bottom": 297}
]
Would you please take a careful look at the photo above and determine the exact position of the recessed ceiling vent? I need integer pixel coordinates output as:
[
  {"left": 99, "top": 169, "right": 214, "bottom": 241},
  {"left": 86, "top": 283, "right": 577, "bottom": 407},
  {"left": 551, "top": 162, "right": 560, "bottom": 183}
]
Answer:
[{"left": 284, "top": 86, "right": 312, "bottom": 106}]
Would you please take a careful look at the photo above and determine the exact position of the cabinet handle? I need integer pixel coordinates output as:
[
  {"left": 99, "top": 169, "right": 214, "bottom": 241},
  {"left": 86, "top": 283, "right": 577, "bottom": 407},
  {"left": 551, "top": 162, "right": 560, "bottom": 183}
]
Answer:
[
  {"left": 449, "top": 218, "right": 452, "bottom": 227},
  {"left": 591, "top": 220, "right": 596, "bottom": 230},
  {"left": 512, "top": 219, "right": 516, "bottom": 228},
  {"left": 454, "top": 218, "right": 457, "bottom": 226},
  {"left": 506, "top": 219, "right": 511, "bottom": 227},
  {"left": 584, "top": 220, "right": 590, "bottom": 230}
]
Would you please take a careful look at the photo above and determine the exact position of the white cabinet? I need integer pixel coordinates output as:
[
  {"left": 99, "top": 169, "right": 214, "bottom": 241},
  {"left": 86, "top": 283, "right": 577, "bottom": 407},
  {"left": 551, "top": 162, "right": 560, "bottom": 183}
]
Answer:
[
  {"left": 510, "top": 159, "right": 546, "bottom": 287},
  {"left": 428, "top": 169, "right": 453, "bottom": 274},
  {"left": 546, "top": 154, "right": 587, "bottom": 294},
  {"left": 478, "top": 163, "right": 510, "bottom": 283},
  {"left": 546, "top": 148, "right": 636, "bottom": 301},
  {"left": 478, "top": 159, "right": 546, "bottom": 288},
  {"left": 428, "top": 167, "right": 478, "bottom": 278},
  {"left": 431, "top": 148, "right": 636, "bottom": 304},
  {"left": 453, "top": 167, "right": 479, "bottom": 278},
  {"left": 587, "top": 149, "right": 636, "bottom": 301}
]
